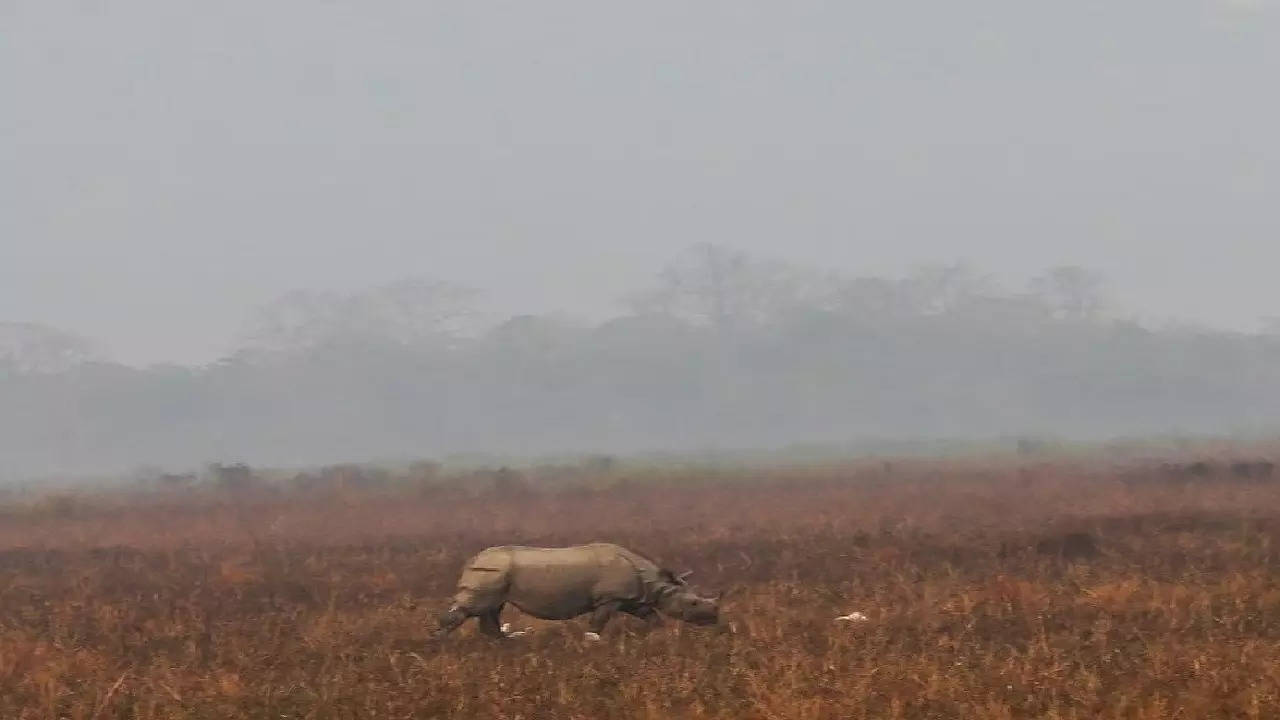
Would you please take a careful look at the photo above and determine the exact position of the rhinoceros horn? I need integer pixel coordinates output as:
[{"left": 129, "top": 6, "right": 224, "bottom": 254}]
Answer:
[{"left": 677, "top": 571, "right": 694, "bottom": 583}]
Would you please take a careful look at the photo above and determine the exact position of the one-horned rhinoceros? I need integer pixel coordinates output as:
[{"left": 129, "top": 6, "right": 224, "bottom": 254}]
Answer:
[{"left": 436, "top": 543, "right": 720, "bottom": 640}]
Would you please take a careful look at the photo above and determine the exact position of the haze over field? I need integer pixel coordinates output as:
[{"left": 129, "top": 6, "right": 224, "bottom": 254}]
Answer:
[
  {"left": 3, "top": 2, "right": 1279, "bottom": 477},
  {"left": 6, "top": 8, "right": 1280, "bottom": 718},
  {"left": 4, "top": 1, "right": 1279, "bottom": 365}
]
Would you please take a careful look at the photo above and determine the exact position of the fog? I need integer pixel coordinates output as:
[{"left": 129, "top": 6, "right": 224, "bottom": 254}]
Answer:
[{"left": 3, "top": 2, "right": 1279, "bottom": 477}]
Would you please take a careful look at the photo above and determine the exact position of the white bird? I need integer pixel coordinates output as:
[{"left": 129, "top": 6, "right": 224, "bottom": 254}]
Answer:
[
  {"left": 583, "top": 631, "right": 602, "bottom": 642},
  {"left": 835, "top": 611, "right": 869, "bottom": 623},
  {"left": 500, "top": 622, "right": 531, "bottom": 638}
]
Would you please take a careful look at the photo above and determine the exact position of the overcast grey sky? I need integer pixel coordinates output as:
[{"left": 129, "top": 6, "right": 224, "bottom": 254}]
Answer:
[{"left": 3, "top": 1, "right": 1278, "bottom": 366}]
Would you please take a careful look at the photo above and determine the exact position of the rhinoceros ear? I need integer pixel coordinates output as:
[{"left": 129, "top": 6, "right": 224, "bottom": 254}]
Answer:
[{"left": 660, "top": 568, "right": 692, "bottom": 585}]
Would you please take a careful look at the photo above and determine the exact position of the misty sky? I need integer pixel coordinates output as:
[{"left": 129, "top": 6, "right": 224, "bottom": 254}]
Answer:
[{"left": 3, "top": 1, "right": 1278, "bottom": 366}]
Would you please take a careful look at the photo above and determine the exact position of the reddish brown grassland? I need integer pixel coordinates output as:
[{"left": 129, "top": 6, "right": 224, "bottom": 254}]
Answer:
[{"left": 3, "top": 455, "right": 1280, "bottom": 719}]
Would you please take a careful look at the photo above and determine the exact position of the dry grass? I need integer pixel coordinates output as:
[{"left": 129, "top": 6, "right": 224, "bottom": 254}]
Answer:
[{"left": 3, "top": 457, "right": 1280, "bottom": 718}]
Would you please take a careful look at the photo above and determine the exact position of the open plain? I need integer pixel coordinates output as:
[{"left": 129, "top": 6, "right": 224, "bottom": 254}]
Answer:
[{"left": 2, "top": 455, "right": 1280, "bottom": 719}]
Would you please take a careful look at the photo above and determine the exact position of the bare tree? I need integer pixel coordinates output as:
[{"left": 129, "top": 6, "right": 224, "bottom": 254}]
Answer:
[
  {"left": 626, "top": 243, "right": 826, "bottom": 332},
  {"left": 1030, "top": 265, "right": 1108, "bottom": 321},
  {"left": 0, "top": 322, "right": 98, "bottom": 374},
  {"left": 898, "top": 262, "right": 999, "bottom": 315},
  {"left": 831, "top": 276, "right": 912, "bottom": 321},
  {"left": 239, "top": 277, "right": 480, "bottom": 356}
]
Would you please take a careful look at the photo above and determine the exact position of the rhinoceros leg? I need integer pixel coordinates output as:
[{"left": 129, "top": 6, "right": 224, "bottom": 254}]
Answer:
[
  {"left": 625, "top": 605, "right": 663, "bottom": 626},
  {"left": 477, "top": 607, "right": 507, "bottom": 639},
  {"left": 588, "top": 601, "right": 621, "bottom": 635}
]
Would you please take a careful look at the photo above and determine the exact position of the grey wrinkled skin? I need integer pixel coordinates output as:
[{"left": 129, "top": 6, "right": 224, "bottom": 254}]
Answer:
[{"left": 435, "top": 543, "right": 720, "bottom": 640}]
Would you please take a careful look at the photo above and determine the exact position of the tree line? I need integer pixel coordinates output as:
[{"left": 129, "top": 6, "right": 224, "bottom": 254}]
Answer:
[{"left": 3, "top": 244, "right": 1278, "bottom": 478}]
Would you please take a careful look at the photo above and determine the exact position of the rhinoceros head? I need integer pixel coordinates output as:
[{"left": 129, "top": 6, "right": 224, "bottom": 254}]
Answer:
[{"left": 656, "top": 583, "right": 720, "bottom": 626}]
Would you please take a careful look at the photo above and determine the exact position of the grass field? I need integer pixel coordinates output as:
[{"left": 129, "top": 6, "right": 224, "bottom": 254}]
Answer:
[{"left": 2, "top": 455, "right": 1280, "bottom": 718}]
